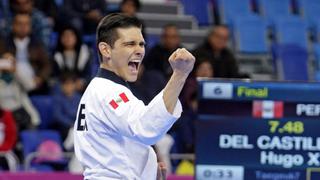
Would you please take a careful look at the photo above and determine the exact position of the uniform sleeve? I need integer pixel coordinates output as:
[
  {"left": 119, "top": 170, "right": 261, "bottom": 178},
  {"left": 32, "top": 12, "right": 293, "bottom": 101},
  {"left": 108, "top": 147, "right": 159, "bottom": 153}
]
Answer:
[{"left": 100, "top": 86, "right": 182, "bottom": 146}]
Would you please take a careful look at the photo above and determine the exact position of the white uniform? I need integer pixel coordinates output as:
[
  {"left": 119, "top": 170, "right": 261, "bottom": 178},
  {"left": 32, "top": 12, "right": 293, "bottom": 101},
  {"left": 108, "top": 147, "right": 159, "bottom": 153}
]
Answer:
[{"left": 74, "top": 68, "right": 182, "bottom": 180}]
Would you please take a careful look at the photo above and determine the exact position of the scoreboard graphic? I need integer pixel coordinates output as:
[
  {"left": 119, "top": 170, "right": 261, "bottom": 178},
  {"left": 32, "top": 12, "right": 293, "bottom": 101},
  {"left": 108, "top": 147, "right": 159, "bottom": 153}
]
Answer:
[{"left": 196, "top": 79, "right": 320, "bottom": 180}]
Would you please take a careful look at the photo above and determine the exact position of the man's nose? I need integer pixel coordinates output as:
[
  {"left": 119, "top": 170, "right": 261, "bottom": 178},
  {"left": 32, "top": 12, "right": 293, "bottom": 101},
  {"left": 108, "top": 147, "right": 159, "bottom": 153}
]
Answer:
[{"left": 135, "top": 45, "right": 145, "bottom": 57}]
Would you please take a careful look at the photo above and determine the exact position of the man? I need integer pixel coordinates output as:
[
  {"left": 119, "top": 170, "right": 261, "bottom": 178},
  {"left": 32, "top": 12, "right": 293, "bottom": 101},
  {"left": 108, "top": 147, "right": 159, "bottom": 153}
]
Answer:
[
  {"left": 9, "top": 0, "right": 52, "bottom": 48},
  {"left": 0, "top": 13, "right": 51, "bottom": 95},
  {"left": 193, "top": 25, "right": 247, "bottom": 78},
  {"left": 73, "top": 13, "right": 195, "bottom": 179},
  {"left": 144, "top": 24, "right": 182, "bottom": 80}
]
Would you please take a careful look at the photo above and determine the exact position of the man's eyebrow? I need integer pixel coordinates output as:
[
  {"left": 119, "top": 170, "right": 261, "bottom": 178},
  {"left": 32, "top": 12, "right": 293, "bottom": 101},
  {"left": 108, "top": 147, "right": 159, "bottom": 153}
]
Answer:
[
  {"left": 122, "top": 41, "right": 136, "bottom": 45},
  {"left": 122, "top": 41, "right": 146, "bottom": 45}
]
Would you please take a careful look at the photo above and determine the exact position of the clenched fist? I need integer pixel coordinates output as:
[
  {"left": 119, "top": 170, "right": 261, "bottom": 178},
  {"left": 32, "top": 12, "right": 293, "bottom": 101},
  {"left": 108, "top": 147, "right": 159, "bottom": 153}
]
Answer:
[{"left": 168, "top": 48, "right": 195, "bottom": 77}]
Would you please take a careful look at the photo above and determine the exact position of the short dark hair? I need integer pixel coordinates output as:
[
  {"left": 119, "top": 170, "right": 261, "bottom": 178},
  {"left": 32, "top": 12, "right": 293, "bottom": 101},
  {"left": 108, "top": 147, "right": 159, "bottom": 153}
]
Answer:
[
  {"left": 96, "top": 13, "right": 142, "bottom": 62},
  {"left": 56, "top": 25, "right": 82, "bottom": 53}
]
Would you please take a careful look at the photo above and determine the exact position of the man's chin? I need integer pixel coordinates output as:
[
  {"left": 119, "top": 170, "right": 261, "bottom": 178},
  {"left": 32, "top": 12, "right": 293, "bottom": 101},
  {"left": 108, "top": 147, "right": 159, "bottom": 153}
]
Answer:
[{"left": 126, "top": 75, "right": 138, "bottom": 82}]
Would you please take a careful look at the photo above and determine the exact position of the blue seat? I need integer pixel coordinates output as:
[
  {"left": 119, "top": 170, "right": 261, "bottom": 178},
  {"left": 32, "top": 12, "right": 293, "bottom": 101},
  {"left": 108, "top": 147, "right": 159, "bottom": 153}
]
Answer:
[
  {"left": 91, "top": 51, "right": 100, "bottom": 77},
  {"left": 272, "top": 44, "right": 309, "bottom": 81},
  {"left": 233, "top": 15, "right": 268, "bottom": 54},
  {"left": 82, "top": 34, "right": 96, "bottom": 47},
  {"left": 218, "top": 0, "right": 253, "bottom": 26},
  {"left": 49, "top": 32, "right": 58, "bottom": 52},
  {"left": 30, "top": 95, "right": 53, "bottom": 129},
  {"left": 20, "top": 130, "right": 67, "bottom": 171},
  {"left": 257, "top": 0, "right": 292, "bottom": 26},
  {"left": 180, "top": 0, "right": 213, "bottom": 26},
  {"left": 20, "top": 130, "right": 62, "bottom": 159},
  {"left": 274, "top": 16, "right": 308, "bottom": 50},
  {"left": 297, "top": 0, "right": 320, "bottom": 29},
  {"left": 314, "top": 43, "right": 320, "bottom": 64}
]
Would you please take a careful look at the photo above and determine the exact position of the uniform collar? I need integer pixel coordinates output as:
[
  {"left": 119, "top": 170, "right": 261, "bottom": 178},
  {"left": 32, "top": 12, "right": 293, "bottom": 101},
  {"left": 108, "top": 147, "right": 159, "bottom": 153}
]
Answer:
[{"left": 96, "top": 68, "right": 130, "bottom": 89}]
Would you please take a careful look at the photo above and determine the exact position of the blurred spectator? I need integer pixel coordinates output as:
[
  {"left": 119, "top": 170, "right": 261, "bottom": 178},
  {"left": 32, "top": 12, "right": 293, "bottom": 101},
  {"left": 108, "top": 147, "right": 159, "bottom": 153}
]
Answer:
[
  {"left": 144, "top": 24, "right": 182, "bottom": 80},
  {"left": 114, "top": 0, "right": 146, "bottom": 38},
  {"left": 0, "top": 108, "right": 17, "bottom": 152},
  {"left": 120, "top": 0, "right": 141, "bottom": 17},
  {"left": 33, "top": 0, "right": 58, "bottom": 29},
  {"left": 193, "top": 25, "right": 247, "bottom": 78},
  {"left": 51, "top": 72, "right": 81, "bottom": 140},
  {"left": 0, "top": 13, "right": 51, "bottom": 95},
  {"left": 0, "top": 53, "right": 40, "bottom": 131},
  {"left": 0, "top": 107, "right": 17, "bottom": 170},
  {"left": 9, "top": 0, "right": 52, "bottom": 48},
  {"left": 60, "top": 0, "right": 108, "bottom": 34},
  {"left": 52, "top": 26, "right": 92, "bottom": 92}
]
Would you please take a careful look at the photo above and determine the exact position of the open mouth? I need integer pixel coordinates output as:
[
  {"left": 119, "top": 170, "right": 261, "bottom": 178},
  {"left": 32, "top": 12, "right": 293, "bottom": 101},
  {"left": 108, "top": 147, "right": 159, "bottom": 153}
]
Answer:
[{"left": 128, "top": 60, "right": 140, "bottom": 72}]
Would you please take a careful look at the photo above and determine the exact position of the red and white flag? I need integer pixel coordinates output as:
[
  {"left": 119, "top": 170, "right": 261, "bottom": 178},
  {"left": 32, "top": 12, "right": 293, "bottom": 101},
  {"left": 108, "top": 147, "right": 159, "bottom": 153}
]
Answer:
[
  {"left": 109, "top": 92, "right": 129, "bottom": 109},
  {"left": 252, "top": 100, "right": 283, "bottom": 118}
]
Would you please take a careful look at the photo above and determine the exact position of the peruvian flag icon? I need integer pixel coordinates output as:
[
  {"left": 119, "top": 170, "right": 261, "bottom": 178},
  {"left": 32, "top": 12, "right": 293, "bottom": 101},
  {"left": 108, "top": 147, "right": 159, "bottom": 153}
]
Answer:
[
  {"left": 252, "top": 100, "right": 284, "bottom": 119},
  {"left": 109, "top": 92, "right": 129, "bottom": 109}
]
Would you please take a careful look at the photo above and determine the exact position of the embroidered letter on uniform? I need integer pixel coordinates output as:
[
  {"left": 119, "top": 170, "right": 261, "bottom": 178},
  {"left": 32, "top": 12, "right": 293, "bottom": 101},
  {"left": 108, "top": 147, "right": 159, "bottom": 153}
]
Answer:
[{"left": 109, "top": 92, "right": 129, "bottom": 109}]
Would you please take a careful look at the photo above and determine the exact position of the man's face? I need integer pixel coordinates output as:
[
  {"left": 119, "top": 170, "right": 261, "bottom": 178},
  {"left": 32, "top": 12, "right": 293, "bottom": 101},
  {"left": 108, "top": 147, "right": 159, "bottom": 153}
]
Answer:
[
  {"left": 12, "top": 14, "right": 32, "bottom": 39},
  {"left": 109, "top": 27, "right": 145, "bottom": 82}
]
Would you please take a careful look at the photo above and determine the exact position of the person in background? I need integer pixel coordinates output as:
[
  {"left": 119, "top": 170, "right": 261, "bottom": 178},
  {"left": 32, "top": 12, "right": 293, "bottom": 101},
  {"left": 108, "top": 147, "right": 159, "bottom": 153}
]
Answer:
[
  {"left": 33, "top": 0, "right": 58, "bottom": 30},
  {"left": 144, "top": 24, "right": 182, "bottom": 80},
  {"left": 0, "top": 53, "right": 40, "bottom": 131},
  {"left": 0, "top": 107, "right": 17, "bottom": 170},
  {"left": 119, "top": 0, "right": 141, "bottom": 17},
  {"left": 114, "top": 0, "right": 146, "bottom": 39},
  {"left": 0, "top": 13, "right": 51, "bottom": 95},
  {"left": 0, "top": 108, "right": 17, "bottom": 152},
  {"left": 60, "top": 0, "right": 108, "bottom": 34},
  {"left": 193, "top": 25, "right": 248, "bottom": 78},
  {"left": 52, "top": 71, "right": 81, "bottom": 141},
  {"left": 52, "top": 26, "right": 92, "bottom": 92},
  {"left": 9, "top": 0, "right": 52, "bottom": 48}
]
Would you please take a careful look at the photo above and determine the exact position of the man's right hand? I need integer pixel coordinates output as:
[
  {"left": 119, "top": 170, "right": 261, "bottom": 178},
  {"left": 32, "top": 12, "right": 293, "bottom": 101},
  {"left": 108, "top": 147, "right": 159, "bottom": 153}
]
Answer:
[{"left": 168, "top": 48, "right": 195, "bottom": 77}]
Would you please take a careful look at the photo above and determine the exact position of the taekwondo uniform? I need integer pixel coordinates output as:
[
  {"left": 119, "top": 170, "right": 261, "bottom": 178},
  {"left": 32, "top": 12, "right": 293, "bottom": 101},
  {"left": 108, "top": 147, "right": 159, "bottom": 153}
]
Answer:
[{"left": 74, "top": 68, "right": 182, "bottom": 179}]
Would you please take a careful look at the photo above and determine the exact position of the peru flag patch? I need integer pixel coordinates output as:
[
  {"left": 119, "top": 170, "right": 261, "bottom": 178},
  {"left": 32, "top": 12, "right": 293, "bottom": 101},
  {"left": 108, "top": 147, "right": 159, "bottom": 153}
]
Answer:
[{"left": 109, "top": 92, "right": 129, "bottom": 109}]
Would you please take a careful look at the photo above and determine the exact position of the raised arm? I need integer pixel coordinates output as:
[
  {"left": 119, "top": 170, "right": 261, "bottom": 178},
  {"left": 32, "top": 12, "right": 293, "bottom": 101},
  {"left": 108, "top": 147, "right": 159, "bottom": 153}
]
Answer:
[{"left": 163, "top": 48, "right": 195, "bottom": 114}]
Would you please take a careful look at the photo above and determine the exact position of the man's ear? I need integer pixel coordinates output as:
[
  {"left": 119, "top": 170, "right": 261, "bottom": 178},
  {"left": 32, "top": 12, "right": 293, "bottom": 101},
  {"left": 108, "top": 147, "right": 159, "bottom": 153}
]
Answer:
[{"left": 98, "top": 42, "right": 111, "bottom": 60}]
